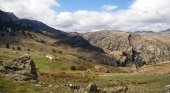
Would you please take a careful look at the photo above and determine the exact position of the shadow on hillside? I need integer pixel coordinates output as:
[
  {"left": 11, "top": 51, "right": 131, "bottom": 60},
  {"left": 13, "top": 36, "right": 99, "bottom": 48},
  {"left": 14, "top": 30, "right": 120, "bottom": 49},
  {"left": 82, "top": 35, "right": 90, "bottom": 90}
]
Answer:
[{"left": 55, "top": 34, "right": 104, "bottom": 53}]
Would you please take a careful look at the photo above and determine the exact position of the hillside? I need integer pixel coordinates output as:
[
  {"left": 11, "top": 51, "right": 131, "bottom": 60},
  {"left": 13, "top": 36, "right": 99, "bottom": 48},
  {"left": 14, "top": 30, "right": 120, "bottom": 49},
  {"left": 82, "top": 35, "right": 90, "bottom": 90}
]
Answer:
[
  {"left": 0, "top": 10, "right": 121, "bottom": 71},
  {"left": 83, "top": 30, "right": 170, "bottom": 67}
]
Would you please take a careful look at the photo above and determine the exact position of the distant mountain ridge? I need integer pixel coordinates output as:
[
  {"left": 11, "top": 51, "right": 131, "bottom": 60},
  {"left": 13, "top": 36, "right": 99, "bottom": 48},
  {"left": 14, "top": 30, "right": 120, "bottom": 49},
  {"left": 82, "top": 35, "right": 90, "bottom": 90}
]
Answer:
[
  {"left": 0, "top": 10, "right": 63, "bottom": 35},
  {"left": 0, "top": 10, "right": 104, "bottom": 53},
  {"left": 0, "top": 10, "right": 19, "bottom": 22}
]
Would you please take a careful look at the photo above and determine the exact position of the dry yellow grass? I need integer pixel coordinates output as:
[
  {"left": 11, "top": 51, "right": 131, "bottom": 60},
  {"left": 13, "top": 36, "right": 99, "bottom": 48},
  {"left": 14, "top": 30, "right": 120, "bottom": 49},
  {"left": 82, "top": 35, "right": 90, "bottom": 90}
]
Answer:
[{"left": 138, "top": 63, "right": 170, "bottom": 74}]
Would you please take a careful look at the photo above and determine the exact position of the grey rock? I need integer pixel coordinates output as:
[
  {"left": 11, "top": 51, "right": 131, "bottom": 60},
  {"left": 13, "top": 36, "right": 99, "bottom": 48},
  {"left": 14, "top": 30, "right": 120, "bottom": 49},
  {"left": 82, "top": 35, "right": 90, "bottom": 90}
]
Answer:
[
  {"left": 83, "top": 30, "right": 170, "bottom": 67},
  {"left": 0, "top": 54, "right": 38, "bottom": 82},
  {"left": 86, "top": 83, "right": 99, "bottom": 93},
  {"left": 165, "top": 85, "right": 170, "bottom": 93}
]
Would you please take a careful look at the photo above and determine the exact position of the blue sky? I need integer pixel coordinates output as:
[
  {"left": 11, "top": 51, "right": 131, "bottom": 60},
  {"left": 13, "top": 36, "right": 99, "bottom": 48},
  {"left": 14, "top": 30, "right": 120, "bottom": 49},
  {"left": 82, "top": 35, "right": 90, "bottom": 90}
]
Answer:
[{"left": 56, "top": 0, "right": 133, "bottom": 12}]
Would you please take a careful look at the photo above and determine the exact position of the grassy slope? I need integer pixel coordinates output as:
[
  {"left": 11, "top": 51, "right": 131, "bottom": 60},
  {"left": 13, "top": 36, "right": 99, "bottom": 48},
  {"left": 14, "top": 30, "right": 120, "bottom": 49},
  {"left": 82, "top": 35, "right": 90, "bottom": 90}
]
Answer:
[
  {"left": 0, "top": 74, "right": 170, "bottom": 93},
  {"left": 94, "top": 73, "right": 170, "bottom": 93}
]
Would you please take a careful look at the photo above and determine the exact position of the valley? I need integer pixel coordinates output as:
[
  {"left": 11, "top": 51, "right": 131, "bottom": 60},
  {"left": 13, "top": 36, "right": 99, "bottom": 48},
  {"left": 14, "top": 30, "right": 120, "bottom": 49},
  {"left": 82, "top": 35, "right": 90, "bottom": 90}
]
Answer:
[{"left": 0, "top": 10, "right": 170, "bottom": 93}]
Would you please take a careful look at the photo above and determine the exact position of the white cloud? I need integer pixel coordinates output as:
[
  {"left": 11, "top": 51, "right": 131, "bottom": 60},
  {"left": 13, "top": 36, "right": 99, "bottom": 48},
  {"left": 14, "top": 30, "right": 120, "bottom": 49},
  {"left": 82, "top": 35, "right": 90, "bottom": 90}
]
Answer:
[
  {"left": 0, "top": 0, "right": 170, "bottom": 32},
  {"left": 102, "top": 4, "right": 118, "bottom": 11}
]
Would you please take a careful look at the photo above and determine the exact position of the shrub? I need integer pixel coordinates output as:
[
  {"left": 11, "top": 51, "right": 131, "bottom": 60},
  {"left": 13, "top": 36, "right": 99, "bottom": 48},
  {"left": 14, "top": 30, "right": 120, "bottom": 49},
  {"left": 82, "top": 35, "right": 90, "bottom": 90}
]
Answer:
[
  {"left": 12, "top": 47, "right": 15, "bottom": 50},
  {"left": 58, "top": 50, "right": 63, "bottom": 54},
  {"left": 6, "top": 43, "right": 10, "bottom": 48},
  {"left": 27, "top": 48, "right": 30, "bottom": 51},
  {"left": 17, "top": 47, "right": 21, "bottom": 50},
  {"left": 106, "top": 70, "right": 110, "bottom": 73},
  {"left": 70, "top": 66, "right": 76, "bottom": 71}
]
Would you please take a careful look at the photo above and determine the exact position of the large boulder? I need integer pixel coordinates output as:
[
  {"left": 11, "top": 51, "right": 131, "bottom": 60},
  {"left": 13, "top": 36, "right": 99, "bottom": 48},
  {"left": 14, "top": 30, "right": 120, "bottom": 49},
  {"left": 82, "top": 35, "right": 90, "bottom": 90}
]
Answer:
[
  {"left": 86, "top": 83, "right": 99, "bottom": 93},
  {"left": 0, "top": 54, "right": 38, "bottom": 82}
]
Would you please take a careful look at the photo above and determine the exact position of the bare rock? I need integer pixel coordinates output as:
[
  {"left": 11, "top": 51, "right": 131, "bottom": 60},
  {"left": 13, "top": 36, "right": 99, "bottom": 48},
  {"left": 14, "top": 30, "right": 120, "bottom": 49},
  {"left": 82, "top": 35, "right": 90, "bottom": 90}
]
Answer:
[
  {"left": 165, "top": 85, "right": 170, "bottom": 93},
  {"left": 0, "top": 54, "right": 38, "bottom": 82},
  {"left": 86, "top": 83, "right": 99, "bottom": 93},
  {"left": 83, "top": 30, "right": 170, "bottom": 67}
]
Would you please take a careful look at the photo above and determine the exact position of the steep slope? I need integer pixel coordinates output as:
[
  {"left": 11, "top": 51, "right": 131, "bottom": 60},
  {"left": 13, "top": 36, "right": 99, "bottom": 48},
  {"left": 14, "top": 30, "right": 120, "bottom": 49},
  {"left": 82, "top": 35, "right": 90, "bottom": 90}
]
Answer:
[
  {"left": 83, "top": 30, "right": 130, "bottom": 53},
  {"left": 130, "top": 31, "right": 170, "bottom": 66},
  {"left": 83, "top": 30, "right": 170, "bottom": 67},
  {"left": 0, "top": 10, "right": 63, "bottom": 35},
  {"left": 0, "top": 10, "right": 104, "bottom": 53},
  {"left": 0, "top": 10, "right": 19, "bottom": 30},
  {"left": 18, "top": 19, "right": 64, "bottom": 35},
  {"left": 0, "top": 10, "right": 118, "bottom": 68},
  {"left": 0, "top": 10, "right": 19, "bottom": 22}
]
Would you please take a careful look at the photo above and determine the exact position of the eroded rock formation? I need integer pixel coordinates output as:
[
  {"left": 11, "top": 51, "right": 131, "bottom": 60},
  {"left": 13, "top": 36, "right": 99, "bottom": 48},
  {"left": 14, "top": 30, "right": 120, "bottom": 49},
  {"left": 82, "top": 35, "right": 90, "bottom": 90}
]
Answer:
[
  {"left": 0, "top": 54, "right": 38, "bottom": 82},
  {"left": 83, "top": 30, "right": 170, "bottom": 67}
]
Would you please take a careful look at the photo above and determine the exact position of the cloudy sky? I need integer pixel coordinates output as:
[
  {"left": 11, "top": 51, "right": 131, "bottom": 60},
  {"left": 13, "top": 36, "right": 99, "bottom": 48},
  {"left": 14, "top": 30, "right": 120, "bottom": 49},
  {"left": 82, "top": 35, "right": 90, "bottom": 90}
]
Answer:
[{"left": 0, "top": 0, "right": 170, "bottom": 32}]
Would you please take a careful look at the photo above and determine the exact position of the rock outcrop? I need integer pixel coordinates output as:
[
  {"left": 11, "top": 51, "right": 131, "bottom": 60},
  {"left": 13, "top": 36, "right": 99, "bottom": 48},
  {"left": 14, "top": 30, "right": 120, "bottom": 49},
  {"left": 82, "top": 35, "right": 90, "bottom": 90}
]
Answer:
[
  {"left": 83, "top": 30, "right": 170, "bottom": 67},
  {"left": 0, "top": 54, "right": 38, "bottom": 82},
  {"left": 86, "top": 83, "right": 99, "bottom": 93}
]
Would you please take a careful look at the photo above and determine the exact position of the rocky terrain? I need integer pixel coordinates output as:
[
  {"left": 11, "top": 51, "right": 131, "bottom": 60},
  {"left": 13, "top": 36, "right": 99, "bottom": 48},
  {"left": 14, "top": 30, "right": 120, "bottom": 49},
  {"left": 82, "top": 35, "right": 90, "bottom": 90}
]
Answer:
[
  {"left": 0, "top": 54, "right": 38, "bottom": 82},
  {"left": 83, "top": 30, "right": 170, "bottom": 67}
]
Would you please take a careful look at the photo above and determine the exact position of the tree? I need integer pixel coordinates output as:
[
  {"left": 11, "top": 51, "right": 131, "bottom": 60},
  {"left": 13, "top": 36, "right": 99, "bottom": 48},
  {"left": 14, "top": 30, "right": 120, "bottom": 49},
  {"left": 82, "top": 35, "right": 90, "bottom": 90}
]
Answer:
[{"left": 70, "top": 66, "right": 76, "bottom": 71}]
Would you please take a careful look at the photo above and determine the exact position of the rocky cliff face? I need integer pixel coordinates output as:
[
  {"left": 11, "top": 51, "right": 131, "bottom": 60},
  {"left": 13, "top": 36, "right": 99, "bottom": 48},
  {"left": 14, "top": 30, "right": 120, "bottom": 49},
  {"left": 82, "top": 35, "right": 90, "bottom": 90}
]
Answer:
[
  {"left": 83, "top": 31, "right": 130, "bottom": 53},
  {"left": 83, "top": 30, "right": 170, "bottom": 67},
  {"left": 0, "top": 55, "right": 38, "bottom": 82}
]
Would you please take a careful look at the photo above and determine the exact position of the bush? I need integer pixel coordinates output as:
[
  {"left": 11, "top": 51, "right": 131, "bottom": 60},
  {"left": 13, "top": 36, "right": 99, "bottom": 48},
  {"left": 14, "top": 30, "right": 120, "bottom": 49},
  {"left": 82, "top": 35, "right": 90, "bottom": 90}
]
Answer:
[
  {"left": 58, "top": 50, "right": 63, "bottom": 54},
  {"left": 106, "top": 70, "right": 110, "bottom": 73},
  {"left": 6, "top": 43, "right": 10, "bottom": 48},
  {"left": 12, "top": 47, "right": 15, "bottom": 50},
  {"left": 17, "top": 47, "right": 21, "bottom": 50},
  {"left": 70, "top": 66, "right": 76, "bottom": 71},
  {"left": 27, "top": 48, "right": 30, "bottom": 51}
]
